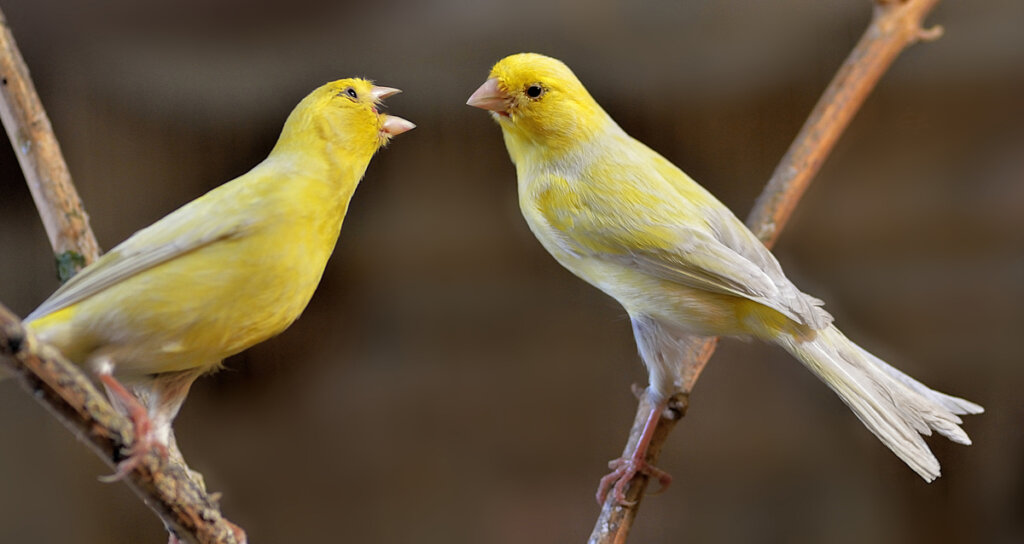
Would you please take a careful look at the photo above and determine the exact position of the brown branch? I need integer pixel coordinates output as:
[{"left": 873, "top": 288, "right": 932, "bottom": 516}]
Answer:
[
  {"left": 589, "top": 0, "right": 943, "bottom": 542},
  {"left": 0, "top": 8, "right": 241, "bottom": 544},
  {"left": 0, "top": 306, "right": 239, "bottom": 544},
  {"left": 748, "top": 0, "right": 943, "bottom": 246},
  {"left": 0, "top": 8, "right": 99, "bottom": 280}
]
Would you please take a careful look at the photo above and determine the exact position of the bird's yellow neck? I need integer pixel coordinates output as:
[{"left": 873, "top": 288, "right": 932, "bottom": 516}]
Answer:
[
  {"left": 262, "top": 108, "right": 379, "bottom": 207},
  {"left": 270, "top": 92, "right": 381, "bottom": 182},
  {"left": 502, "top": 114, "right": 621, "bottom": 177},
  {"left": 499, "top": 104, "right": 613, "bottom": 167}
]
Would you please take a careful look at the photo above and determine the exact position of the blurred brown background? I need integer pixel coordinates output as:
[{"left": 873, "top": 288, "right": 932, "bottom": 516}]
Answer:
[{"left": 1, "top": 0, "right": 1021, "bottom": 542}]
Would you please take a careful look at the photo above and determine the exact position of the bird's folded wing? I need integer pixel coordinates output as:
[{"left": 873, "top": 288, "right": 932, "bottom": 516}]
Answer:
[
  {"left": 26, "top": 184, "right": 255, "bottom": 322},
  {"left": 626, "top": 240, "right": 782, "bottom": 301},
  {"left": 535, "top": 173, "right": 782, "bottom": 303}
]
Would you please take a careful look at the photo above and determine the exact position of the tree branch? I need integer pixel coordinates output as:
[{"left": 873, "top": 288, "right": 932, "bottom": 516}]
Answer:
[
  {"left": 0, "top": 7, "right": 242, "bottom": 543},
  {"left": 0, "top": 8, "right": 99, "bottom": 279},
  {"left": 589, "top": 1, "right": 943, "bottom": 542},
  {"left": 0, "top": 305, "right": 239, "bottom": 544}
]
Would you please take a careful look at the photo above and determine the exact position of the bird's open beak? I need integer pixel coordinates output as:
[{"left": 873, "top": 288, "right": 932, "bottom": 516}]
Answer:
[
  {"left": 371, "top": 86, "right": 402, "bottom": 101},
  {"left": 370, "top": 85, "right": 414, "bottom": 137},
  {"left": 381, "top": 115, "right": 416, "bottom": 137},
  {"left": 467, "top": 78, "right": 511, "bottom": 114}
]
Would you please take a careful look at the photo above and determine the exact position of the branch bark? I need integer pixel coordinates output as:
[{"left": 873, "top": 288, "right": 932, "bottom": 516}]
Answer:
[
  {"left": 589, "top": 1, "right": 943, "bottom": 542},
  {"left": 0, "top": 7, "right": 242, "bottom": 544},
  {"left": 0, "top": 8, "right": 99, "bottom": 279},
  {"left": 0, "top": 306, "right": 239, "bottom": 544}
]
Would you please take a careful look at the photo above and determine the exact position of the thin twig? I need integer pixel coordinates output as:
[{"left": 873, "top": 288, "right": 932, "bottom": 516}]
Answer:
[
  {"left": 589, "top": 1, "right": 943, "bottom": 542},
  {"left": 0, "top": 8, "right": 99, "bottom": 280},
  {"left": 0, "top": 8, "right": 241, "bottom": 544}
]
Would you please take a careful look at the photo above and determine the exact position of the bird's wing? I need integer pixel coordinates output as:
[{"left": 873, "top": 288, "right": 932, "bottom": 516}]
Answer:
[
  {"left": 533, "top": 171, "right": 782, "bottom": 303},
  {"left": 646, "top": 150, "right": 788, "bottom": 278},
  {"left": 625, "top": 216, "right": 830, "bottom": 329},
  {"left": 645, "top": 148, "right": 832, "bottom": 328},
  {"left": 532, "top": 145, "right": 830, "bottom": 328},
  {"left": 26, "top": 181, "right": 259, "bottom": 322}
]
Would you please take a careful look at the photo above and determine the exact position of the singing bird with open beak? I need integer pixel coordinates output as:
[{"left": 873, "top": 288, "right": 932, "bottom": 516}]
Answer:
[
  {"left": 468, "top": 53, "right": 982, "bottom": 504},
  {"left": 23, "top": 79, "right": 414, "bottom": 485}
]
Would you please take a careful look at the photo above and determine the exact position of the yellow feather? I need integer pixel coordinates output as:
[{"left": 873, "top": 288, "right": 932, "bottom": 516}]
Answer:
[
  {"left": 471, "top": 53, "right": 981, "bottom": 483},
  {"left": 27, "top": 78, "right": 409, "bottom": 382}
]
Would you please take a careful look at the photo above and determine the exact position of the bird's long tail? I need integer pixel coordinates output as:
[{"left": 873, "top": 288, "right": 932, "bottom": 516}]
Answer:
[{"left": 778, "top": 325, "right": 983, "bottom": 481}]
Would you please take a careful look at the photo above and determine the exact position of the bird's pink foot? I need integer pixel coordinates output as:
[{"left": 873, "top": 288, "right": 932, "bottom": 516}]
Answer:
[
  {"left": 97, "top": 372, "right": 168, "bottom": 481},
  {"left": 595, "top": 396, "right": 673, "bottom": 505},
  {"left": 596, "top": 455, "right": 672, "bottom": 505}
]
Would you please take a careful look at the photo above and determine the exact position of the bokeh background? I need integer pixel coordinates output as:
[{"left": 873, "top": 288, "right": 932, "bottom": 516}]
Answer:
[{"left": 1, "top": 1, "right": 1021, "bottom": 542}]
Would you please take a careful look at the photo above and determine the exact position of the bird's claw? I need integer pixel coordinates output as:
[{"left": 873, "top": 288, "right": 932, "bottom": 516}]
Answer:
[
  {"left": 99, "top": 413, "right": 169, "bottom": 482},
  {"left": 97, "top": 372, "right": 168, "bottom": 482},
  {"left": 596, "top": 456, "right": 672, "bottom": 505}
]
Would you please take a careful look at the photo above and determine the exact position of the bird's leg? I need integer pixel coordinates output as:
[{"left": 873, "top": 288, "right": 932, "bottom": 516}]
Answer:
[
  {"left": 93, "top": 360, "right": 167, "bottom": 481},
  {"left": 596, "top": 397, "right": 672, "bottom": 505}
]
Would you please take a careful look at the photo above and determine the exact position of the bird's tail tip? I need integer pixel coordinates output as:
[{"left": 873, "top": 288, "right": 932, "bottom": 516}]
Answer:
[{"left": 781, "top": 325, "right": 981, "bottom": 481}]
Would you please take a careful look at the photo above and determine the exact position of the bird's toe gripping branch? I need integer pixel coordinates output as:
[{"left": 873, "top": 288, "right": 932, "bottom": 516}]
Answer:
[
  {"left": 596, "top": 397, "right": 675, "bottom": 506},
  {"left": 95, "top": 369, "right": 169, "bottom": 482},
  {"left": 597, "top": 455, "right": 673, "bottom": 506}
]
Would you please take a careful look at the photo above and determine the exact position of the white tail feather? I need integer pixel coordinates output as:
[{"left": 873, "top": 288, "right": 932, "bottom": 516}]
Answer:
[
  {"left": 779, "top": 325, "right": 981, "bottom": 481},
  {"left": 851, "top": 343, "right": 984, "bottom": 417}
]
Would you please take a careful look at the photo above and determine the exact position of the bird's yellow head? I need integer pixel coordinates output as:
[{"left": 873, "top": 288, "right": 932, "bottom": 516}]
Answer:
[
  {"left": 467, "top": 53, "right": 609, "bottom": 158},
  {"left": 274, "top": 78, "right": 415, "bottom": 161}
]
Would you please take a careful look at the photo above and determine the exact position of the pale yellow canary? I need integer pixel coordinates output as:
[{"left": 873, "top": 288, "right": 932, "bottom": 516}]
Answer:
[
  {"left": 22, "top": 78, "right": 414, "bottom": 474},
  {"left": 468, "top": 53, "right": 982, "bottom": 504}
]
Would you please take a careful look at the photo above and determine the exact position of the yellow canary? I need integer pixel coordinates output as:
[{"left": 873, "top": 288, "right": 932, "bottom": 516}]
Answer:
[
  {"left": 23, "top": 79, "right": 414, "bottom": 473},
  {"left": 468, "top": 53, "right": 982, "bottom": 503}
]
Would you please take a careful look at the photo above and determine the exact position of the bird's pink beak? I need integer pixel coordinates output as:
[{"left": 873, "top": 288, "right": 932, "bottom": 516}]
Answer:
[
  {"left": 369, "top": 85, "right": 414, "bottom": 137},
  {"left": 381, "top": 115, "right": 416, "bottom": 137},
  {"left": 467, "top": 78, "right": 511, "bottom": 114},
  {"left": 371, "top": 86, "right": 402, "bottom": 101}
]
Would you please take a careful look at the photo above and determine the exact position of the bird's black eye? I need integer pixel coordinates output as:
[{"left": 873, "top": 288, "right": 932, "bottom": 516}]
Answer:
[
  {"left": 526, "top": 84, "right": 544, "bottom": 99},
  {"left": 342, "top": 87, "right": 358, "bottom": 100}
]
